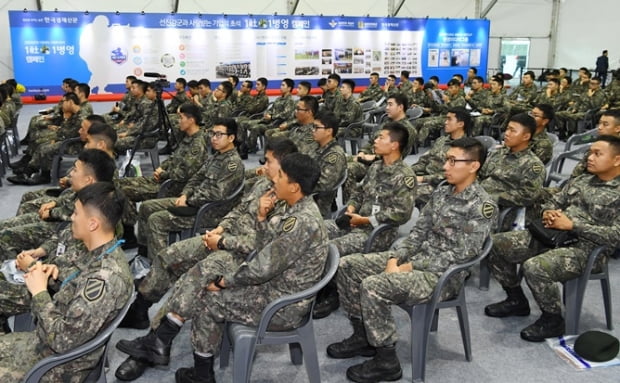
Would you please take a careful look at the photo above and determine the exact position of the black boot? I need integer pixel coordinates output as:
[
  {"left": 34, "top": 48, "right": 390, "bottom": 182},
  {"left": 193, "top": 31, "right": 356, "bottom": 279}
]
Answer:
[
  {"left": 346, "top": 344, "right": 402, "bottom": 383},
  {"left": 119, "top": 293, "right": 152, "bottom": 329},
  {"left": 122, "top": 224, "right": 139, "bottom": 250},
  {"left": 115, "top": 357, "right": 152, "bottom": 381},
  {"left": 484, "top": 286, "right": 530, "bottom": 317},
  {"left": 520, "top": 311, "right": 565, "bottom": 342},
  {"left": 175, "top": 353, "right": 216, "bottom": 383},
  {"left": 327, "top": 317, "right": 376, "bottom": 359},
  {"left": 8, "top": 154, "right": 32, "bottom": 170},
  {"left": 312, "top": 281, "right": 340, "bottom": 319},
  {"left": 116, "top": 316, "right": 180, "bottom": 365},
  {"left": 23, "top": 170, "right": 51, "bottom": 186}
]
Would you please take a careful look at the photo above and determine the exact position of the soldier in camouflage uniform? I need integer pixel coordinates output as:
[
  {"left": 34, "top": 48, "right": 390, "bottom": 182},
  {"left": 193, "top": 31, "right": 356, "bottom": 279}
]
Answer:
[
  {"left": 114, "top": 140, "right": 297, "bottom": 379},
  {"left": 103, "top": 75, "right": 136, "bottom": 123},
  {"left": 234, "top": 78, "right": 269, "bottom": 155},
  {"left": 136, "top": 119, "right": 244, "bottom": 261},
  {"left": 472, "top": 75, "right": 509, "bottom": 137},
  {"left": 479, "top": 113, "right": 546, "bottom": 214},
  {"left": 245, "top": 78, "right": 296, "bottom": 151},
  {"left": 603, "top": 72, "right": 620, "bottom": 110},
  {"left": 343, "top": 93, "right": 417, "bottom": 203},
  {"left": 397, "top": 70, "right": 413, "bottom": 101},
  {"left": 232, "top": 80, "right": 253, "bottom": 115},
  {"left": 266, "top": 96, "right": 319, "bottom": 156},
  {"left": 327, "top": 138, "right": 497, "bottom": 382},
  {"left": 529, "top": 104, "right": 555, "bottom": 165},
  {"left": 416, "top": 79, "right": 467, "bottom": 144},
  {"left": 409, "top": 77, "right": 434, "bottom": 116},
  {"left": 201, "top": 81, "right": 234, "bottom": 130},
  {"left": 0, "top": 150, "right": 117, "bottom": 257},
  {"left": 412, "top": 107, "right": 470, "bottom": 207},
  {"left": 334, "top": 79, "right": 363, "bottom": 137},
  {"left": 114, "top": 81, "right": 160, "bottom": 153},
  {"left": 115, "top": 153, "right": 328, "bottom": 383},
  {"left": 555, "top": 76, "right": 608, "bottom": 138},
  {"left": 166, "top": 78, "right": 191, "bottom": 115},
  {"left": 534, "top": 78, "right": 567, "bottom": 112},
  {"left": 506, "top": 71, "right": 539, "bottom": 116},
  {"left": 357, "top": 72, "right": 384, "bottom": 103},
  {"left": 9, "top": 92, "right": 84, "bottom": 185},
  {"left": 0, "top": 182, "right": 133, "bottom": 382},
  {"left": 117, "top": 104, "right": 208, "bottom": 202},
  {"left": 485, "top": 135, "right": 620, "bottom": 342},
  {"left": 311, "top": 111, "right": 347, "bottom": 217},
  {"left": 323, "top": 73, "right": 343, "bottom": 112},
  {"left": 313, "top": 123, "right": 416, "bottom": 319},
  {"left": 464, "top": 76, "right": 489, "bottom": 113}
]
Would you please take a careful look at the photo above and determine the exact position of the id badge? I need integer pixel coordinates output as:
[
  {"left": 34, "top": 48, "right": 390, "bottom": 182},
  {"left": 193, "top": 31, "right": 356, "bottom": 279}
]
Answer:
[
  {"left": 56, "top": 243, "right": 66, "bottom": 257},
  {"left": 372, "top": 205, "right": 381, "bottom": 215}
]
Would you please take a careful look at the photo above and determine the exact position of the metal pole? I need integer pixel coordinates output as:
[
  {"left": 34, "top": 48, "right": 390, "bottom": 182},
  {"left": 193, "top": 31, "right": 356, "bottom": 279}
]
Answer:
[{"left": 547, "top": 0, "right": 561, "bottom": 67}]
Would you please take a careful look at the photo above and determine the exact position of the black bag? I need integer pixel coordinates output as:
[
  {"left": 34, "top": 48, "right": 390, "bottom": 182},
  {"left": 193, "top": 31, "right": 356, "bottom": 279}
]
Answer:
[{"left": 526, "top": 221, "right": 578, "bottom": 248}]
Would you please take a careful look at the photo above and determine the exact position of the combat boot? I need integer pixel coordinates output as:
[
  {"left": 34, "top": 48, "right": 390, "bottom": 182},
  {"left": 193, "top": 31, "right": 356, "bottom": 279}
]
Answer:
[
  {"left": 313, "top": 282, "right": 340, "bottom": 319},
  {"left": 116, "top": 316, "right": 180, "bottom": 365},
  {"left": 327, "top": 317, "right": 376, "bottom": 359},
  {"left": 484, "top": 286, "right": 530, "bottom": 317},
  {"left": 520, "top": 311, "right": 565, "bottom": 342},
  {"left": 175, "top": 353, "right": 216, "bottom": 383},
  {"left": 115, "top": 357, "right": 151, "bottom": 381},
  {"left": 119, "top": 292, "right": 152, "bottom": 329},
  {"left": 346, "top": 344, "right": 402, "bottom": 383}
]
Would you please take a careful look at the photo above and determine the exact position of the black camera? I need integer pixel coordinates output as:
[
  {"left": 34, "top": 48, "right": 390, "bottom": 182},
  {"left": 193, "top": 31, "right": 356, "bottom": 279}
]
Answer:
[{"left": 144, "top": 72, "right": 171, "bottom": 92}]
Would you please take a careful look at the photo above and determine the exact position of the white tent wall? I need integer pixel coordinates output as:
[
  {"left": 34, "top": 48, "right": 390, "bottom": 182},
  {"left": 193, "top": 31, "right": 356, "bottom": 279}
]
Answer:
[{"left": 1, "top": 0, "right": 616, "bottom": 81}]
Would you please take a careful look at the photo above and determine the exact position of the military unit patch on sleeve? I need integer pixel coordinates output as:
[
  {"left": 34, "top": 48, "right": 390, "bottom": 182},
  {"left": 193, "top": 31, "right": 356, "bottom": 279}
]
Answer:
[
  {"left": 481, "top": 202, "right": 496, "bottom": 219},
  {"left": 282, "top": 216, "right": 297, "bottom": 233},
  {"left": 227, "top": 162, "right": 239, "bottom": 172},
  {"left": 83, "top": 278, "right": 105, "bottom": 302},
  {"left": 404, "top": 176, "right": 416, "bottom": 189},
  {"left": 326, "top": 152, "right": 338, "bottom": 164},
  {"left": 532, "top": 163, "right": 544, "bottom": 174}
]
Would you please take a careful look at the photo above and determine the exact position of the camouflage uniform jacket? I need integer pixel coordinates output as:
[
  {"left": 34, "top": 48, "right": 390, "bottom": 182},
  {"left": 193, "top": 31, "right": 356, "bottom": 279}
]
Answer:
[
  {"left": 159, "top": 130, "right": 208, "bottom": 195},
  {"left": 124, "top": 95, "right": 145, "bottom": 124},
  {"left": 542, "top": 174, "right": 620, "bottom": 253},
  {"left": 358, "top": 84, "right": 384, "bottom": 103},
  {"left": 311, "top": 139, "right": 347, "bottom": 217},
  {"left": 508, "top": 83, "right": 538, "bottom": 106},
  {"left": 80, "top": 101, "right": 93, "bottom": 117},
  {"left": 182, "top": 148, "right": 244, "bottom": 207},
  {"left": 223, "top": 195, "right": 328, "bottom": 324},
  {"left": 398, "top": 80, "right": 413, "bottom": 99},
  {"left": 166, "top": 91, "right": 191, "bottom": 114},
  {"left": 393, "top": 181, "right": 497, "bottom": 276},
  {"left": 334, "top": 96, "right": 363, "bottom": 127},
  {"left": 435, "top": 93, "right": 467, "bottom": 114},
  {"left": 31, "top": 240, "right": 132, "bottom": 382},
  {"left": 270, "top": 94, "right": 296, "bottom": 122},
  {"left": 55, "top": 112, "right": 82, "bottom": 142},
  {"left": 119, "top": 91, "right": 133, "bottom": 115},
  {"left": 203, "top": 98, "right": 233, "bottom": 128},
  {"left": 358, "top": 116, "right": 416, "bottom": 156},
  {"left": 481, "top": 91, "right": 509, "bottom": 114},
  {"left": 323, "top": 88, "right": 343, "bottom": 112},
  {"left": 479, "top": 146, "right": 545, "bottom": 207},
  {"left": 529, "top": 129, "right": 554, "bottom": 165},
  {"left": 288, "top": 121, "right": 319, "bottom": 155},
  {"left": 411, "top": 134, "right": 455, "bottom": 186},
  {"left": 409, "top": 89, "right": 432, "bottom": 109},
  {"left": 234, "top": 93, "right": 253, "bottom": 115},
  {"left": 572, "top": 88, "right": 608, "bottom": 113},
  {"left": 535, "top": 91, "right": 567, "bottom": 112},
  {"left": 245, "top": 91, "right": 269, "bottom": 116},
  {"left": 466, "top": 88, "right": 489, "bottom": 112},
  {"left": 605, "top": 80, "right": 620, "bottom": 109},
  {"left": 349, "top": 158, "right": 416, "bottom": 228},
  {"left": 218, "top": 176, "right": 283, "bottom": 255},
  {"left": 49, "top": 190, "right": 77, "bottom": 221},
  {"left": 129, "top": 98, "right": 159, "bottom": 136}
]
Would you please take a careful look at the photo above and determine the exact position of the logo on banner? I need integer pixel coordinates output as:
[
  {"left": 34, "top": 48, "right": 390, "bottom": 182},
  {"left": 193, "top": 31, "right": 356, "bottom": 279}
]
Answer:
[
  {"left": 111, "top": 48, "right": 127, "bottom": 64},
  {"left": 329, "top": 20, "right": 338, "bottom": 28}
]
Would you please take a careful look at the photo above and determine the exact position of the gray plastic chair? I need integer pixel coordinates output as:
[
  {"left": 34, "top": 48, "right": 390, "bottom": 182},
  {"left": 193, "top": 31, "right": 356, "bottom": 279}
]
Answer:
[
  {"left": 564, "top": 245, "right": 612, "bottom": 335},
  {"left": 332, "top": 206, "right": 397, "bottom": 253},
  {"left": 397, "top": 236, "right": 492, "bottom": 383},
  {"left": 50, "top": 136, "right": 82, "bottom": 183},
  {"left": 474, "top": 135, "right": 498, "bottom": 153},
  {"left": 313, "top": 168, "right": 347, "bottom": 218},
  {"left": 219, "top": 244, "right": 340, "bottom": 383},
  {"left": 564, "top": 127, "right": 598, "bottom": 151},
  {"left": 22, "top": 290, "right": 136, "bottom": 383},
  {"left": 544, "top": 145, "right": 590, "bottom": 187},
  {"left": 478, "top": 206, "right": 518, "bottom": 290}
]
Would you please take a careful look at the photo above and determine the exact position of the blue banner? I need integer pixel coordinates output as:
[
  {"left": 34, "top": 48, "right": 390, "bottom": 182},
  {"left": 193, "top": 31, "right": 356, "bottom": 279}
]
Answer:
[{"left": 9, "top": 11, "right": 489, "bottom": 96}]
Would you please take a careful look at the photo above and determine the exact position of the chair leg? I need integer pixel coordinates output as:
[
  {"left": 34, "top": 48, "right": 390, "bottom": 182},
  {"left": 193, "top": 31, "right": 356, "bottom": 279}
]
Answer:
[
  {"left": 563, "top": 279, "right": 581, "bottom": 335},
  {"left": 479, "top": 258, "right": 490, "bottom": 290},
  {"left": 219, "top": 327, "right": 231, "bottom": 369},
  {"left": 411, "top": 304, "right": 431, "bottom": 383},
  {"left": 455, "top": 304, "right": 472, "bottom": 361},
  {"left": 600, "top": 276, "right": 613, "bottom": 330},
  {"left": 232, "top": 337, "right": 254, "bottom": 383},
  {"left": 288, "top": 343, "right": 303, "bottom": 365},
  {"left": 297, "top": 324, "right": 321, "bottom": 383}
]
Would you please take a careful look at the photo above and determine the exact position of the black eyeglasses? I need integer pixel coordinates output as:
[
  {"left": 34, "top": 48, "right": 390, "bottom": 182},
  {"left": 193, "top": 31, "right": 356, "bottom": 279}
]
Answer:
[
  {"left": 445, "top": 157, "right": 476, "bottom": 166},
  {"left": 209, "top": 131, "right": 230, "bottom": 139},
  {"left": 312, "top": 123, "right": 328, "bottom": 130},
  {"left": 295, "top": 107, "right": 309, "bottom": 112}
]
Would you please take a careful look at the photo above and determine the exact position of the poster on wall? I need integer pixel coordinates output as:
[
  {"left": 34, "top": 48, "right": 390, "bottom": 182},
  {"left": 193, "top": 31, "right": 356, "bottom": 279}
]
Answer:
[{"left": 8, "top": 11, "right": 490, "bottom": 96}]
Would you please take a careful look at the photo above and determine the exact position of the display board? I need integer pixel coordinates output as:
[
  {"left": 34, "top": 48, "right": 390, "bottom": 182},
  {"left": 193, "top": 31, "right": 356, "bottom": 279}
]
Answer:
[{"left": 9, "top": 10, "right": 490, "bottom": 96}]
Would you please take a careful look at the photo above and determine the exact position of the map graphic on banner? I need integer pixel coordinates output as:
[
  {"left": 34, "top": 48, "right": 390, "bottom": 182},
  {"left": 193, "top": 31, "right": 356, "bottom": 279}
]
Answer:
[{"left": 9, "top": 11, "right": 490, "bottom": 96}]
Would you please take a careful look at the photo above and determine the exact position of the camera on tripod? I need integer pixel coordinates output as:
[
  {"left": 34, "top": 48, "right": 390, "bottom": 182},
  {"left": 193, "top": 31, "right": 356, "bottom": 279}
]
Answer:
[{"left": 144, "top": 72, "right": 171, "bottom": 93}]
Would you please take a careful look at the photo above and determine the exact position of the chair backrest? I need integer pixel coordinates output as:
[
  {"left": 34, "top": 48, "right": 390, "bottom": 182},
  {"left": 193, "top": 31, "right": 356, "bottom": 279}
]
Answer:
[
  {"left": 406, "top": 106, "right": 424, "bottom": 120},
  {"left": 191, "top": 179, "right": 245, "bottom": 235},
  {"left": 546, "top": 131, "right": 560, "bottom": 146},
  {"left": 254, "top": 244, "right": 339, "bottom": 339},
  {"left": 360, "top": 100, "right": 377, "bottom": 112},
  {"left": 22, "top": 290, "right": 136, "bottom": 383},
  {"left": 474, "top": 135, "right": 498, "bottom": 153},
  {"left": 564, "top": 128, "right": 597, "bottom": 151},
  {"left": 544, "top": 145, "right": 590, "bottom": 187}
]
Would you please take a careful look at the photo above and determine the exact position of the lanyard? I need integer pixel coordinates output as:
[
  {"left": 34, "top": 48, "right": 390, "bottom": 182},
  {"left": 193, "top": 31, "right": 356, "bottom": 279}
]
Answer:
[{"left": 60, "top": 239, "right": 124, "bottom": 288}]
